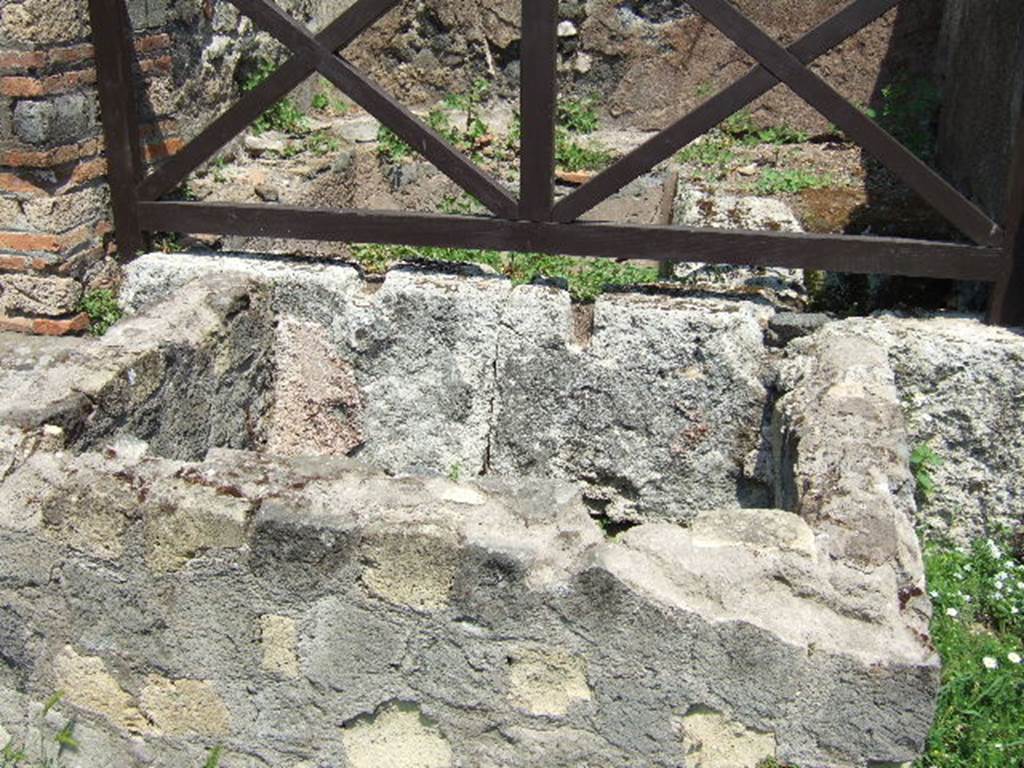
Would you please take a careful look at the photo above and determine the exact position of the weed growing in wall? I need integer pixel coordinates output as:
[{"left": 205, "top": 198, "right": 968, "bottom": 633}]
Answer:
[
  {"left": 348, "top": 242, "right": 658, "bottom": 301},
  {"left": 78, "top": 289, "right": 122, "bottom": 336},
  {"left": 242, "top": 58, "right": 308, "bottom": 135},
  {"left": 1, "top": 692, "right": 77, "bottom": 768},
  {"left": 911, "top": 443, "right": 945, "bottom": 504}
]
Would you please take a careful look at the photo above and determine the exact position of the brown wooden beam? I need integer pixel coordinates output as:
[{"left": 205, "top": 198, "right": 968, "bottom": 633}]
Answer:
[
  {"left": 684, "top": 0, "right": 1002, "bottom": 248},
  {"left": 228, "top": 0, "right": 518, "bottom": 218},
  {"left": 88, "top": 0, "right": 145, "bottom": 257},
  {"left": 137, "top": 200, "right": 1005, "bottom": 282},
  {"left": 519, "top": 0, "right": 559, "bottom": 221}
]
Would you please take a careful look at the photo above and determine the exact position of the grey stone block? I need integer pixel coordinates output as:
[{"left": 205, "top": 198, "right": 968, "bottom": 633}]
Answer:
[
  {"left": 13, "top": 93, "right": 96, "bottom": 146},
  {"left": 0, "top": 274, "right": 82, "bottom": 317},
  {"left": 0, "top": 261, "right": 953, "bottom": 768}
]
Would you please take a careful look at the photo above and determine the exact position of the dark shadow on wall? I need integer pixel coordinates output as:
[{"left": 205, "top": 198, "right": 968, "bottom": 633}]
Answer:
[{"left": 819, "top": 0, "right": 963, "bottom": 315}]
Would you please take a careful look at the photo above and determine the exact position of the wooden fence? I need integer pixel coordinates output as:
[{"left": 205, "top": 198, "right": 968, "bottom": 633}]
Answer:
[{"left": 87, "top": 0, "right": 1024, "bottom": 324}]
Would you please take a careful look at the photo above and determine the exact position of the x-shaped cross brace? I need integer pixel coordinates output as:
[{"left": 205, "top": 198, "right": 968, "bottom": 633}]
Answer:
[
  {"left": 555, "top": 0, "right": 1000, "bottom": 246},
  {"left": 140, "top": 0, "right": 518, "bottom": 218},
  {"left": 139, "top": 0, "right": 999, "bottom": 247}
]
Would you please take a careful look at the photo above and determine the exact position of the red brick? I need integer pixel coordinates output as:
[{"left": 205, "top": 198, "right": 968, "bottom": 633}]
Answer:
[
  {"left": 0, "top": 312, "right": 90, "bottom": 336},
  {"left": 47, "top": 44, "right": 95, "bottom": 67},
  {"left": 0, "top": 254, "right": 49, "bottom": 272},
  {"left": 0, "top": 172, "right": 48, "bottom": 197},
  {"left": 0, "top": 51, "right": 45, "bottom": 70},
  {"left": 138, "top": 55, "right": 172, "bottom": 75},
  {"left": 0, "top": 223, "right": 98, "bottom": 254},
  {"left": 135, "top": 34, "right": 171, "bottom": 54},
  {"left": 143, "top": 137, "right": 185, "bottom": 161},
  {"left": 68, "top": 157, "right": 107, "bottom": 185},
  {"left": 0, "top": 232, "right": 61, "bottom": 252},
  {"left": 1, "top": 138, "right": 102, "bottom": 169},
  {"left": 0, "top": 68, "right": 96, "bottom": 97}
]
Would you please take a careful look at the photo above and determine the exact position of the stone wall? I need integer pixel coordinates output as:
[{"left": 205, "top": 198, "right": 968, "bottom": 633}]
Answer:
[
  {"left": 0, "top": 0, "right": 313, "bottom": 335},
  {"left": 0, "top": 262, "right": 945, "bottom": 767}
]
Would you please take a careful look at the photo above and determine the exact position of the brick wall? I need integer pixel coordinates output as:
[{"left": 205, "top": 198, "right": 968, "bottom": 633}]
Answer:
[{"left": 0, "top": 0, "right": 188, "bottom": 336}]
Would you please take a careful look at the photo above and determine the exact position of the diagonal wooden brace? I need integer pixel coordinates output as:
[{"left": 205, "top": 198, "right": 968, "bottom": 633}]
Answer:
[
  {"left": 684, "top": 0, "right": 1001, "bottom": 247},
  {"left": 553, "top": 0, "right": 897, "bottom": 224},
  {"left": 228, "top": 0, "right": 518, "bottom": 218},
  {"left": 138, "top": 0, "right": 402, "bottom": 202}
]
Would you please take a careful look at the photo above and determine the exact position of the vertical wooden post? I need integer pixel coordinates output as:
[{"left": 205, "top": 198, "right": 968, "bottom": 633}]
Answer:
[
  {"left": 519, "top": 0, "right": 558, "bottom": 222},
  {"left": 88, "top": 0, "right": 145, "bottom": 258},
  {"left": 991, "top": 112, "right": 1024, "bottom": 326}
]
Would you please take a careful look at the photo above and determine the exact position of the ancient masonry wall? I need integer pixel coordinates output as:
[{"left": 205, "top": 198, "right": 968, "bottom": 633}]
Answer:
[{"left": 0, "top": 0, "right": 185, "bottom": 334}]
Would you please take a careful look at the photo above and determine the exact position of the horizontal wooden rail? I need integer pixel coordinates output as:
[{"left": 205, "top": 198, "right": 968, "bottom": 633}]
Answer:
[{"left": 139, "top": 201, "right": 1005, "bottom": 282}]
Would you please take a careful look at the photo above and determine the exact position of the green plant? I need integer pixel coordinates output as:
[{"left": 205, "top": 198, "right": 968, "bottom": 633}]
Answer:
[
  {"left": 202, "top": 746, "right": 223, "bottom": 768},
  {"left": 78, "top": 289, "right": 122, "bottom": 336},
  {"left": 677, "top": 133, "right": 737, "bottom": 180},
  {"left": 752, "top": 168, "right": 833, "bottom": 195},
  {"left": 152, "top": 232, "right": 185, "bottom": 254},
  {"left": 557, "top": 97, "right": 600, "bottom": 135},
  {"left": 421, "top": 79, "right": 494, "bottom": 160},
  {"left": 311, "top": 92, "right": 329, "bottom": 111},
  {"left": 911, "top": 443, "right": 945, "bottom": 503},
  {"left": 347, "top": 244, "right": 657, "bottom": 301},
  {"left": 438, "top": 193, "right": 483, "bottom": 216},
  {"left": 2, "top": 692, "right": 77, "bottom": 768},
  {"left": 377, "top": 125, "right": 413, "bottom": 162},
  {"left": 919, "top": 533, "right": 1024, "bottom": 766},
  {"left": 209, "top": 154, "right": 231, "bottom": 183},
  {"left": 305, "top": 131, "right": 340, "bottom": 156},
  {"left": 876, "top": 76, "right": 942, "bottom": 163},
  {"left": 242, "top": 58, "right": 308, "bottom": 135},
  {"left": 555, "top": 129, "right": 613, "bottom": 172},
  {"left": 447, "top": 463, "right": 463, "bottom": 482},
  {"left": 721, "top": 109, "right": 808, "bottom": 146}
]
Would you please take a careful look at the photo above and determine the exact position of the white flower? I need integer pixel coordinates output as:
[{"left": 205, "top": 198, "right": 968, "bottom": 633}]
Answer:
[
  {"left": 964, "top": 595, "right": 973, "bottom": 603},
  {"left": 1012, "top": 606, "right": 1019, "bottom": 615},
  {"left": 1008, "top": 652, "right": 1022, "bottom": 665},
  {"left": 989, "top": 541, "right": 1003, "bottom": 558},
  {"left": 1018, "top": 581, "right": 1024, "bottom": 590},
  {"left": 983, "top": 656, "right": 999, "bottom": 670},
  {"left": 946, "top": 607, "right": 959, "bottom": 618},
  {"left": 929, "top": 590, "right": 939, "bottom": 598}
]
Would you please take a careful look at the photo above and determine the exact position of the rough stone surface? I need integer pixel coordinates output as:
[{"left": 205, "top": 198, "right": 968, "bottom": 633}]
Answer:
[
  {"left": 341, "top": 703, "right": 453, "bottom": 768},
  {"left": 507, "top": 646, "right": 592, "bottom": 717},
  {"left": 138, "top": 677, "right": 231, "bottom": 737},
  {"left": 0, "top": 263, "right": 948, "bottom": 767},
  {"left": 0, "top": 274, "right": 82, "bottom": 318},
  {"left": 53, "top": 646, "right": 147, "bottom": 733},
  {"left": 681, "top": 706, "right": 778, "bottom": 768},
  {"left": 672, "top": 190, "right": 807, "bottom": 308},
  {"left": 259, "top": 615, "right": 300, "bottom": 679},
  {"left": 813, "top": 316, "right": 1024, "bottom": 543},
  {"left": 0, "top": 0, "right": 89, "bottom": 44},
  {"left": 121, "top": 253, "right": 776, "bottom": 520}
]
